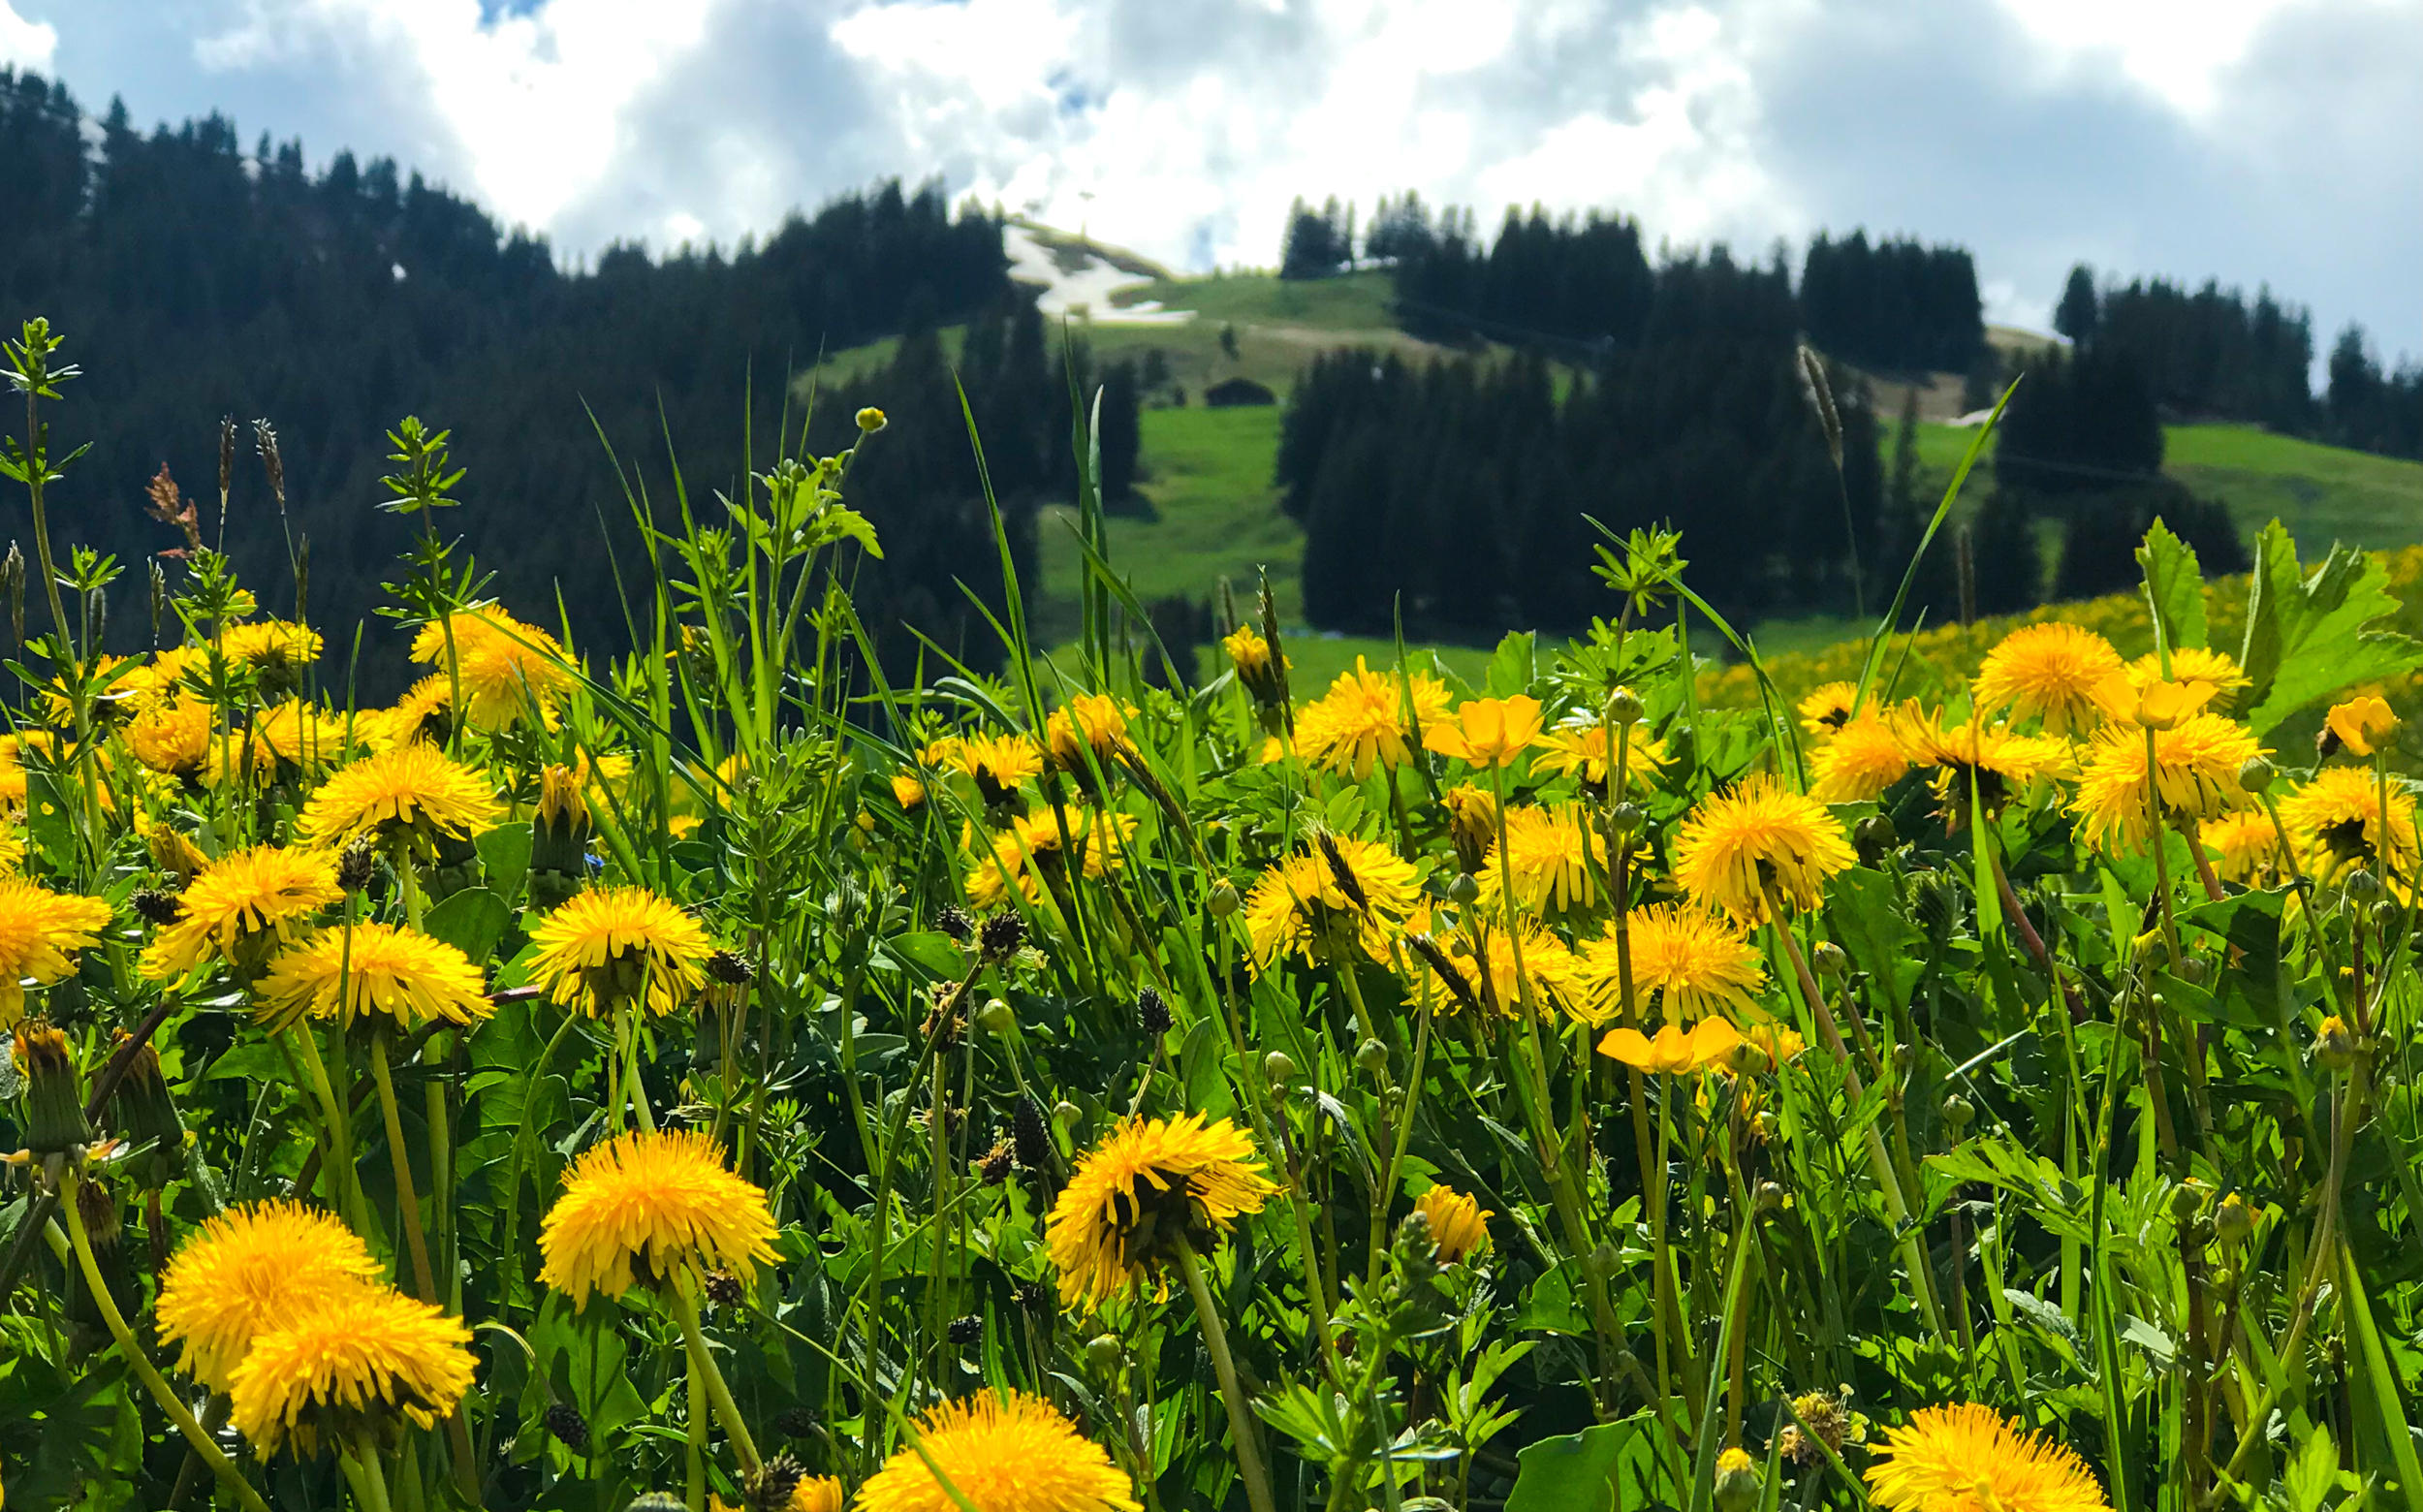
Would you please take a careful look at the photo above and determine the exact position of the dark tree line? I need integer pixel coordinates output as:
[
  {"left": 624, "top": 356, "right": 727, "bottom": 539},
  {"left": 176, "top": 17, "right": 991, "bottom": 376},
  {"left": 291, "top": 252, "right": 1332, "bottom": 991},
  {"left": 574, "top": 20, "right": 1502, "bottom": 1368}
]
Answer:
[
  {"left": 0, "top": 66, "right": 1102, "bottom": 689},
  {"left": 1799, "top": 231, "right": 1984, "bottom": 375},
  {"left": 2053, "top": 267, "right": 2314, "bottom": 433},
  {"left": 1278, "top": 249, "right": 1902, "bottom": 634},
  {"left": 2325, "top": 327, "right": 2423, "bottom": 460}
]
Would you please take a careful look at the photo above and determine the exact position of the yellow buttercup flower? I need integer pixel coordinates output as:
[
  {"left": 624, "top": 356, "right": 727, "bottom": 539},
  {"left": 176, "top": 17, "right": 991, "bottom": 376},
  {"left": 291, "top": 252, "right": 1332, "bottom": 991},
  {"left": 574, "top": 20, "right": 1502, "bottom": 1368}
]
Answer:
[
  {"left": 1580, "top": 903, "right": 1765, "bottom": 1025},
  {"left": 538, "top": 1130, "right": 780, "bottom": 1305},
  {"left": 1477, "top": 803, "right": 1604, "bottom": 914},
  {"left": 1597, "top": 1018, "right": 1745, "bottom": 1075},
  {"left": 1529, "top": 720, "right": 1666, "bottom": 788},
  {"left": 1797, "top": 681, "right": 1860, "bottom": 737},
  {"left": 1865, "top": 1403, "right": 2108, "bottom": 1512},
  {"left": 2070, "top": 714, "right": 2261, "bottom": 854},
  {"left": 155, "top": 1201, "right": 385, "bottom": 1391},
  {"left": 1292, "top": 657, "right": 1451, "bottom": 779},
  {"left": 254, "top": 922, "right": 493, "bottom": 1033},
  {"left": 142, "top": 845, "right": 341, "bottom": 980},
  {"left": 0, "top": 878, "right": 111, "bottom": 1026},
  {"left": 1671, "top": 774, "right": 1857, "bottom": 925},
  {"left": 227, "top": 1280, "right": 477, "bottom": 1457},
  {"left": 125, "top": 701, "right": 214, "bottom": 779},
  {"left": 1424, "top": 695, "right": 1544, "bottom": 769},
  {"left": 1047, "top": 1113, "right": 1274, "bottom": 1311},
  {"left": 857, "top": 1392, "right": 1139, "bottom": 1512},
  {"left": 2278, "top": 766, "right": 2419, "bottom": 883},
  {"left": 1809, "top": 714, "right": 1911, "bottom": 803},
  {"left": 1411, "top": 1184, "right": 1493, "bottom": 1265},
  {"left": 1242, "top": 834, "right": 1418, "bottom": 970},
  {"left": 299, "top": 742, "right": 500, "bottom": 851},
  {"left": 1971, "top": 622, "right": 2126, "bottom": 735},
  {"left": 2323, "top": 694, "right": 2398, "bottom": 758},
  {"left": 527, "top": 885, "right": 715, "bottom": 1018}
]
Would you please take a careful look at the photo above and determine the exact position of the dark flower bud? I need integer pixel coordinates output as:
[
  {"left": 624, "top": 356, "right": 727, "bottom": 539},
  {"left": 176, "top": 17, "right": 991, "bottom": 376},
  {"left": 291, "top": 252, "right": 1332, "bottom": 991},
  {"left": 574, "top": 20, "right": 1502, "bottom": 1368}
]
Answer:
[
  {"left": 1014, "top": 1279, "right": 1054, "bottom": 1314},
  {"left": 701, "top": 1270, "right": 745, "bottom": 1307},
  {"left": 935, "top": 905, "right": 974, "bottom": 942},
  {"left": 78, "top": 1179, "right": 123, "bottom": 1251},
  {"left": 544, "top": 1402, "right": 591, "bottom": 1453},
  {"left": 132, "top": 888, "right": 183, "bottom": 927},
  {"left": 1854, "top": 813, "right": 1899, "bottom": 865},
  {"left": 977, "top": 1139, "right": 1015, "bottom": 1185},
  {"left": 1013, "top": 1095, "right": 1051, "bottom": 1169},
  {"left": 1136, "top": 987, "right": 1172, "bottom": 1038},
  {"left": 744, "top": 1456, "right": 806, "bottom": 1512},
  {"left": 979, "top": 911, "right": 1025, "bottom": 962},
  {"left": 946, "top": 1314, "right": 983, "bottom": 1346},
  {"left": 771, "top": 1406, "right": 820, "bottom": 1439},
  {"left": 708, "top": 949, "right": 755, "bottom": 986},
  {"left": 337, "top": 839, "right": 379, "bottom": 895}
]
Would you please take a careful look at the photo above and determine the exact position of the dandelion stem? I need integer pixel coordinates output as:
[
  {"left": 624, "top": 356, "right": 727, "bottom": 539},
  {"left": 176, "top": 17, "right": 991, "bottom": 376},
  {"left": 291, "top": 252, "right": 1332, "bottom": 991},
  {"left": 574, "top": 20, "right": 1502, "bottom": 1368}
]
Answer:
[
  {"left": 673, "top": 1282, "right": 763, "bottom": 1474},
  {"left": 369, "top": 1030, "right": 440, "bottom": 1305},
  {"left": 1174, "top": 1240, "right": 1277, "bottom": 1512}
]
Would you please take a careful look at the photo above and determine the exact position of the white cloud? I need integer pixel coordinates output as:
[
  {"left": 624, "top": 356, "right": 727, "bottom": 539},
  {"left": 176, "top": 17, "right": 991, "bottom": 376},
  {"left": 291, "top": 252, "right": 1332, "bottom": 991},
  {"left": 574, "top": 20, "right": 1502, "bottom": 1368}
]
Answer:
[
  {"left": 1993, "top": 0, "right": 2303, "bottom": 116},
  {"left": 0, "top": 0, "right": 56, "bottom": 69}
]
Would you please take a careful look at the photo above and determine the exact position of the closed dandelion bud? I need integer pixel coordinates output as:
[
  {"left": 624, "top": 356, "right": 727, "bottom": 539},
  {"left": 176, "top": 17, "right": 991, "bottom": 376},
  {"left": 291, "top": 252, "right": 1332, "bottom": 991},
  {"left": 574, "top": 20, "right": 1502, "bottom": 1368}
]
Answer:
[
  {"left": 1811, "top": 940, "right": 1848, "bottom": 978},
  {"left": 1354, "top": 1038, "right": 1389, "bottom": 1077},
  {"left": 337, "top": 838, "right": 379, "bottom": 895},
  {"left": 979, "top": 997, "right": 1016, "bottom": 1036},
  {"left": 1755, "top": 1181, "right": 1785, "bottom": 1213},
  {"left": 1085, "top": 1335, "right": 1123, "bottom": 1374},
  {"left": 1263, "top": 1051, "right": 1298, "bottom": 1086},
  {"left": 2237, "top": 754, "right": 2276, "bottom": 794},
  {"left": 1854, "top": 812, "right": 1899, "bottom": 865},
  {"left": 1136, "top": 987, "right": 1172, "bottom": 1038},
  {"left": 946, "top": 1315, "right": 982, "bottom": 1347},
  {"left": 2214, "top": 1193, "right": 2254, "bottom": 1246},
  {"left": 1013, "top": 1097, "right": 1050, "bottom": 1168},
  {"left": 2313, "top": 1015, "right": 2358, "bottom": 1071},
  {"left": 2347, "top": 868, "right": 2383, "bottom": 903},
  {"left": 855, "top": 406, "right": 888, "bottom": 435},
  {"left": 2376, "top": 898, "right": 2407, "bottom": 938},
  {"left": 77, "top": 1179, "right": 122, "bottom": 1252},
  {"left": 111, "top": 1033, "right": 188, "bottom": 1189},
  {"left": 1714, "top": 1447, "right": 1763, "bottom": 1512},
  {"left": 628, "top": 1496, "right": 689, "bottom": 1512},
  {"left": 1607, "top": 801, "right": 1646, "bottom": 837},
  {"left": 1445, "top": 871, "right": 1481, "bottom": 905},
  {"left": 17, "top": 1023, "right": 91, "bottom": 1156},
  {"left": 544, "top": 1402, "right": 591, "bottom": 1453},
  {"left": 1607, "top": 687, "right": 1647, "bottom": 727},
  {"left": 1941, "top": 1094, "right": 1975, "bottom": 1134},
  {"left": 1206, "top": 880, "right": 1241, "bottom": 918},
  {"left": 1053, "top": 1099, "right": 1081, "bottom": 1128}
]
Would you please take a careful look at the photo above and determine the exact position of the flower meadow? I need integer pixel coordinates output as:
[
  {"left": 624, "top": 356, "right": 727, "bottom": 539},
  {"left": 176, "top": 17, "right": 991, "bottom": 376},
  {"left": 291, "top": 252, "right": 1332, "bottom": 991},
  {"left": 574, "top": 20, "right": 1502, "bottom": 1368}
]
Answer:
[{"left": 4, "top": 316, "right": 2423, "bottom": 1512}]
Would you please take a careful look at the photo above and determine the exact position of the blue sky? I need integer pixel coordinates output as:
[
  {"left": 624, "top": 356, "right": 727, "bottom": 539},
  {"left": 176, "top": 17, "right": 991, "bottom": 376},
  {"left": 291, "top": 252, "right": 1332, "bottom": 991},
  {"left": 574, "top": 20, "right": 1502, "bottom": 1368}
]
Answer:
[{"left": 5, "top": 0, "right": 2419, "bottom": 360}]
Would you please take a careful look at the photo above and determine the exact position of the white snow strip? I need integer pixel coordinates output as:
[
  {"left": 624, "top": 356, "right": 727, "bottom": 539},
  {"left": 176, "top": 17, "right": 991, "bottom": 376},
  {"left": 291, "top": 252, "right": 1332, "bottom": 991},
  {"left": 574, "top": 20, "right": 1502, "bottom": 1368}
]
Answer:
[{"left": 1004, "top": 223, "right": 1195, "bottom": 326}]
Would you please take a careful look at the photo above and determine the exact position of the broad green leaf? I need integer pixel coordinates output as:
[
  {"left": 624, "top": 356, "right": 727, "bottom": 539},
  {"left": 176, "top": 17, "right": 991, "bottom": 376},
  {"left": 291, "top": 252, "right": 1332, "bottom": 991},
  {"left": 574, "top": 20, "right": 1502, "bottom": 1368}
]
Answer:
[
  {"left": 1826, "top": 866, "right": 1923, "bottom": 1017},
  {"left": 422, "top": 886, "right": 510, "bottom": 965},
  {"left": 1505, "top": 1412, "right": 1659, "bottom": 1512},
  {"left": 2135, "top": 517, "right": 2207, "bottom": 653},
  {"left": 2238, "top": 520, "right": 2423, "bottom": 734},
  {"left": 2283, "top": 1424, "right": 2338, "bottom": 1512},
  {"left": 1486, "top": 630, "right": 1537, "bottom": 698},
  {"left": 476, "top": 821, "right": 533, "bottom": 905}
]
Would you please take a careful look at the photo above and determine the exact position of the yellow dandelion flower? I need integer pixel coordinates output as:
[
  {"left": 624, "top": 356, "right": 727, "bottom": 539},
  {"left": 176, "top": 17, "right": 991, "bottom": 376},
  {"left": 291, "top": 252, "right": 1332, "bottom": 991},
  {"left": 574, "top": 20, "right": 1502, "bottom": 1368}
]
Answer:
[
  {"left": 1797, "top": 680, "right": 1861, "bottom": 737},
  {"left": 1222, "top": 625, "right": 1290, "bottom": 707},
  {"left": 940, "top": 732, "right": 1044, "bottom": 805},
  {"left": 218, "top": 619, "right": 323, "bottom": 671},
  {"left": 155, "top": 1201, "right": 385, "bottom": 1391},
  {"left": 358, "top": 676, "right": 455, "bottom": 751},
  {"left": 142, "top": 846, "right": 340, "bottom": 980},
  {"left": 527, "top": 885, "right": 714, "bottom": 1018},
  {"left": 858, "top": 1392, "right": 1139, "bottom": 1512},
  {"left": 1529, "top": 720, "right": 1667, "bottom": 788},
  {"left": 1424, "top": 695, "right": 1544, "bottom": 769},
  {"left": 1477, "top": 803, "right": 1604, "bottom": 914},
  {"left": 1242, "top": 834, "right": 1419, "bottom": 969},
  {"left": 2323, "top": 693, "right": 2399, "bottom": 758},
  {"left": 2127, "top": 646, "right": 2249, "bottom": 703},
  {"left": 892, "top": 772, "right": 927, "bottom": 810},
  {"left": 1865, "top": 1403, "right": 2108, "bottom": 1512},
  {"left": 1971, "top": 623, "right": 2127, "bottom": 735},
  {"left": 1045, "top": 693, "right": 1136, "bottom": 775},
  {"left": 0, "top": 878, "right": 112, "bottom": 1026},
  {"left": 2199, "top": 810, "right": 2282, "bottom": 885},
  {"left": 126, "top": 701, "right": 214, "bottom": 779},
  {"left": 1671, "top": 774, "right": 1857, "bottom": 925},
  {"left": 298, "top": 742, "right": 500, "bottom": 850},
  {"left": 0, "top": 736, "right": 28, "bottom": 811},
  {"left": 1890, "top": 703, "right": 2071, "bottom": 817},
  {"left": 1046, "top": 1113, "right": 1274, "bottom": 1311},
  {"left": 2070, "top": 714, "right": 2261, "bottom": 854},
  {"left": 1412, "top": 1184, "right": 1492, "bottom": 1265},
  {"left": 1292, "top": 657, "right": 1451, "bottom": 779},
  {"left": 411, "top": 604, "right": 572, "bottom": 728},
  {"left": 116, "top": 646, "right": 201, "bottom": 710},
  {"left": 792, "top": 1479, "right": 846, "bottom": 1512},
  {"left": 248, "top": 702, "right": 342, "bottom": 775},
  {"left": 538, "top": 1130, "right": 779, "bottom": 1305},
  {"left": 1809, "top": 714, "right": 1911, "bottom": 803},
  {"left": 1579, "top": 903, "right": 1764, "bottom": 1025},
  {"left": 255, "top": 922, "right": 492, "bottom": 1033},
  {"left": 2278, "top": 766, "right": 2419, "bottom": 883},
  {"left": 227, "top": 1280, "right": 476, "bottom": 1457},
  {"left": 960, "top": 808, "right": 1139, "bottom": 910},
  {"left": 1403, "top": 903, "right": 1580, "bottom": 1018},
  {"left": 1597, "top": 1018, "right": 1745, "bottom": 1075}
]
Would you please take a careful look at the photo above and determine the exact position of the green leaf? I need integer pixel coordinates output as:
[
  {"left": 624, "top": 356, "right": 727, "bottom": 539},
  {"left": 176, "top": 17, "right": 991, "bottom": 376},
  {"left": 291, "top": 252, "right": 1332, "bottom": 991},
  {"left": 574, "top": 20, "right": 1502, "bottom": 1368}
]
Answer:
[
  {"left": 1826, "top": 867, "right": 1922, "bottom": 1017},
  {"left": 2135, "top": 517, "right": 2208, "bottom": 653},
  {"left": 422, "top": 887, "right": 510, "bottom": 965},
  {"left": 1505, "top": 1413, "right": 1659, "bottom": 1512},
  {"left": 2238, "top": 520, "right": 2423, "bottom": 734},
  {"left": 476, "top": 821, "right": 533, "bottom": 906},
  {"left": 2283, "top": 1423, "right": 2338, "bottom": 1512},
  {"left": 1486, "top": 631, "right": 1537, "bottom": 698},
  {"left": 530, "top": 1293, "right": 649, "bottom": 1445}
]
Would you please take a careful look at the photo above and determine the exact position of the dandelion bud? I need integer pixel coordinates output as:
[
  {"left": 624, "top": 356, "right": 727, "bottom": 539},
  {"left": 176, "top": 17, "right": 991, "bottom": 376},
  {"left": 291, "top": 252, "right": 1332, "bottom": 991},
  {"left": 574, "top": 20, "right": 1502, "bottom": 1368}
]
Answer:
[
  {"left": 111, "top": 1033, "right": 189, "bottom": 1189},
  {"left": 2215, "top": 1193, "right": 2254, "bottom": 1247},
  {"left": 1606, "top": 687, "right": 1646, "bottom": 727},
  {"left": 1354, "top": 1038, "right": 1389, "bottom": 1077},
  {"left": 1053, "top": 1099, "right": 1082, "bottom": 1128},
  {"left": 2173, "top": 956, "right": 2209, "bottom": 986},
  {"left": 1013, "top": 1095, "right": 1051, "bottom": 1168},
  {"left": 1136, "top": 987, "right": 1173, "bottom": 1038},
  {"left": 2346, "top": 869, "right": 2384, "bottom": 903},
  {"left": 1811, "top": 940, "right": 1848, "bottom": 979},
  {"left": 979, "top": 911, "right": 1026, "bottom": 962},
  {"left": 337, "top": 839, "right": 379, "bottom": 896},
  {"left": 1607, "top": 801, "right": 1646, "bottom": 839},
  {"left": 1263, "top": 1051, "right": 1298, "bottom": 1086},
  {"left": 1755, "top": 1181, "right": 1785, "bottom": 1213},
  {"left": 979, "top": 997, "right": 1017, "bottom": 1036},
  {"left": 1085, "top": 1335, "right": 1123, "bottom": 1374},
  {"left": 545, "top": 1402, "right": 591, "bottom": 1452},
  {"left": 2237, "top": 754, "right": 2276, "bottom": 794},
  {"left": 1206, "top": 880, "right": 1240, "bottom": 918},
  {"left": 1941, "top": 1094, "right": 1975, "bottom": 1134},
  {"left": 1445, "top": 871, "right": 1481, "bottom": 905},
  {"left": 934, "top": 904, "right": 974, "bottom": 942},
  {"left": 2374, "top": 899, "right": 2404, "bottom": 938},
  {"left": 1714, "top": 1447, "right": 1763, "bottom": 1512},
  {"left": 78, "top": 1179, "right": 122, "bottom": 1251},
  {"left": 2313, "top": 1015, "right": 2359, "bottom": 1071},
  {"left": 17, "top": 1023, "right": 91, "bottom": 1157},
  {"left": 946, "top": 1315, "right": 983, "bottom": 1347},
  {"left": 1853, "top": 813, "right": 1899, "bottom": 865},
  {"left": 855, "top": 406, "right": 888, "bottom": 435},
  {"left": 628, "top": 1498, "right": 688, "bottom": 1512}
]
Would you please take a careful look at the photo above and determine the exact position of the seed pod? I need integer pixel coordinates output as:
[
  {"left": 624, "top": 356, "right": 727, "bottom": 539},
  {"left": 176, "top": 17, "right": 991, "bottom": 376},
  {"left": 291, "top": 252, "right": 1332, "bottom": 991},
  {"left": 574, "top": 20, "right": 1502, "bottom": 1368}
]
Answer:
[
  {"left": 742, "top": 1458, "right": 806, "bottom": 1512},
  {"left": 544, "top": 1402, "right": 591, "bottom": 1453},
  {"left": 979, "top": 911, "right": 1026, "bottom": 961},
  {"left": 934, "top": 905, "right": 974, "bottom": 942},
  {"left": 946, "top": 1314, "right": 983, "bottom": 1346},
  {"left": 1136, "top": 987, "right": 1172, "bottom": 1038},
  {"left": 1013, "top": 1095, "right": 1051, "bottom": 1168}
]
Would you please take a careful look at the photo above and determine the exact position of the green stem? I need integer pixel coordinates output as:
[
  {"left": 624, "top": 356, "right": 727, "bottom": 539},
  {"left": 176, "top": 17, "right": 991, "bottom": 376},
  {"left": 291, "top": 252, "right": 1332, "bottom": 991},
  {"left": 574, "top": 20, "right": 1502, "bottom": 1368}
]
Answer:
[
  {"left": 673, "top": 1284, "right": 763, "bottom": 1474},
  {"left": 1175, "top": 1241, "right": 1277, "bottom": 1512},
  {"left": 369, "top": 1031, "right": 440, "bottom": 1305}
]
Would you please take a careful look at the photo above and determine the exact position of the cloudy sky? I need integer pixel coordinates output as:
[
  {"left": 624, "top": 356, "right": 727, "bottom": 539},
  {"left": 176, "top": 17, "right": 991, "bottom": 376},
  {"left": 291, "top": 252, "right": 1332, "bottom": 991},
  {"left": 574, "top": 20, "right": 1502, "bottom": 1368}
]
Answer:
[{"left": 4, "top": 0, "right": 2419, "bottom": 353}]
